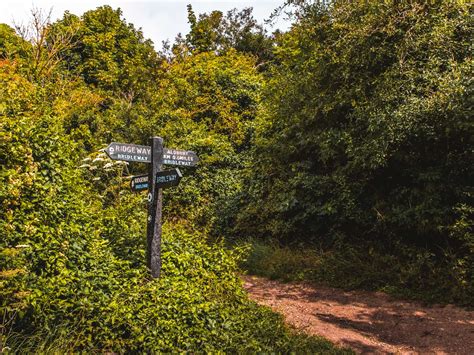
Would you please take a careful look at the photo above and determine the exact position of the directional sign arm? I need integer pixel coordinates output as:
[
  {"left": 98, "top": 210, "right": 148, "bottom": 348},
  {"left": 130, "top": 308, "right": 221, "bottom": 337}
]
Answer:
[
  {"left": 104, "top": 142, "right": 198, "bottom": 167},
  {"left": 130, "top": 168, "right": 182, "bottom": 192},
  {"left": 105, "top": 142, "right": 151, "bottom": 163},
  {"left": 130, "top": 174, "right": 148, "bottom": 192},
  {"left": 155, "top": 168, "right": 182, "bottom": 189},
  {"left": 162, "top": 148, "right": 199, "bottom": 167}
]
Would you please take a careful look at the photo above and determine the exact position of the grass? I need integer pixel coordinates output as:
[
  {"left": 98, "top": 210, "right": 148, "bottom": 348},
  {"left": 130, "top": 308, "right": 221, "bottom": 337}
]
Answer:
[
  {"left": 1, "top": 307, "right": 352, "bottom": 354},
  {"left": 1, "top": 281, "right": 352, "bottom": 354},
  {"left": 239, "top": 238, "right": 474, "bottom": 307}
]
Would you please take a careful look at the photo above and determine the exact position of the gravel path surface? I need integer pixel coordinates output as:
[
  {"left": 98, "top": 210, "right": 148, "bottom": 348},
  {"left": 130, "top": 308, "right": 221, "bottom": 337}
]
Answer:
[{"left": 243, "top": 275, "right": 474, "bottom": 354}]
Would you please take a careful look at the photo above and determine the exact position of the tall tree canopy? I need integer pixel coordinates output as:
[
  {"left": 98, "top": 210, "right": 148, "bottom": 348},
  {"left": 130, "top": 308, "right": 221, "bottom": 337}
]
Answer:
[
  {"left": 1, "top": 8, "right": 327, "bottom": 353},
  {"left": 51, "top": 6, "right": 161, "bottom": 98},
  {"left": 183, "top": 5, "right": 275, "bottom": 64},
  {"left": 238, "top": 1, "right": 473, "bottom": 247}
]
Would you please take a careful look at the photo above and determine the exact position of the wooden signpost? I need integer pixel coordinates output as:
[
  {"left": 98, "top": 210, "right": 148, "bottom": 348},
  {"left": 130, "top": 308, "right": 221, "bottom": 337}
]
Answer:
[
  {"left": 105, "top": 137, "right": 198, "bottom": 278},
  {"left": 130, "top": 169, "right": 182, "bottom": 192},
  {"left": 106, "top": 142, "right": 199, "bottom": 166},
  {"left": 155, "top": 168, "right": 182, "bottom": 188},
  {"left": 130, "top": 174, "right": 149, "bottom": 192}
]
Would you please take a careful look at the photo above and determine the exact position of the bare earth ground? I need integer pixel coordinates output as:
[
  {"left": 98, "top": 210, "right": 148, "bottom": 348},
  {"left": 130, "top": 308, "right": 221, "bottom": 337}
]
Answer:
[{"left": 243, "top": 275, "right": 474, "bottom": 354}]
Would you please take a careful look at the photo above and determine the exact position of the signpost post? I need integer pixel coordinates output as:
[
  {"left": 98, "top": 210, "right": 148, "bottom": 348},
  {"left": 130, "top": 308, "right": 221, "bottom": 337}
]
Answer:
[
  {"left": 103, "top": 137, "right": 197, "bottom": 279},
  {"left": 147, "top": 137, "right": 163, "bottom": 278}
]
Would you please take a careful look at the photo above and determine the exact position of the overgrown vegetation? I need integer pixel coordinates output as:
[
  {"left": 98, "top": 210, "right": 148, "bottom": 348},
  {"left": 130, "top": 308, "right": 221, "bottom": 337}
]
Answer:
[
  {"left": 0, "top": 4, "right": 351, "bottom": 353},
  {"left": 236, "top": 1, "right": 473, "bottom": 306},
  {"left": 241, "top": 237, "right": 473, "bottom": 306},
  {"left": 1, "top": 0, "right": 472, "bottom": 352}
]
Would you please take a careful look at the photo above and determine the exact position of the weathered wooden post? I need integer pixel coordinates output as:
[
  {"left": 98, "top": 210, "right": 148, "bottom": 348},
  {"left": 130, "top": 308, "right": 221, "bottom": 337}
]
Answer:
[
  {"left": 105, "top": 138, "right": 198, "bottom": 279},
  {"left": 147, "top": 136, "right": 163, "bottom": 278}
]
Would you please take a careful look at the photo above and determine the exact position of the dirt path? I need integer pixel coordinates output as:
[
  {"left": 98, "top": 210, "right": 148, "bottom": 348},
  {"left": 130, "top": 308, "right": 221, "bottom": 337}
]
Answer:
[{"left": 243, "top": 275, "right": 474, "bottom": 354}]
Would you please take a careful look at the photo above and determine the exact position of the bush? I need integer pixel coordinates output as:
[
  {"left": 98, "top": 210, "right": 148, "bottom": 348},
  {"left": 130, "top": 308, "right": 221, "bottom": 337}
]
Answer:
[
  {"left": 0, "top": 59, "right": 346, "bottom": 352},
  {"left": 2, "top": 220, "right": 348, "bottom": 352},
  {"left": 235, "top": 0, "right": 473, "bottom": 305}
]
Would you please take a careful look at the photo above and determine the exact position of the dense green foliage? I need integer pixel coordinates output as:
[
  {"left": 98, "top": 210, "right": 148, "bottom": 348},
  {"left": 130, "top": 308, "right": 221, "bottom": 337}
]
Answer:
[
  {"left": 242, "top": 237, "right": 472, "bottom": 305},
  {"left": 184, "top": 5, "right": 275, "bottom": 64},
  {"left": 0, "top": 7, "right": 346, "bottom": 353},
  {"left": 1, "top": 0, "right": 473, "bottom": 352},
  {"left": 52, "top": 6, "right": 161, "bottom": 95},
  {"left": 236, "top": 1, "right": 473, "bottom": 305}
]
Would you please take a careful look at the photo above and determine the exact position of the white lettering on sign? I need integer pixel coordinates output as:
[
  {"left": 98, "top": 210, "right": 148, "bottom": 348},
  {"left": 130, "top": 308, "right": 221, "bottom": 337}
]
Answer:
[
  {"left": 163, "top": 159, "right": 193, "bottom": 166},
  {"left": 117, "top": 154, "right": 149, "bottom": 162},
  {"left": 113, "top": 145, "right": 151, "bottom": 155},
  {"left": 163, "top": 154, "right": 194, "bottom": 162},
  {"left": 133, "top": 183, "right": 148, "bottom": 190},
  {"left": 134, "top": 176, "right": 148, "bottom": 184},
  {"left": 156, "top": 175, "right": 177, "bottom": 183},
  {"left": 106, "top": 142, "right": 197, "bottom": 165},
  {"left": 165, "top": 149, "right": 190, "bottom": 155}
]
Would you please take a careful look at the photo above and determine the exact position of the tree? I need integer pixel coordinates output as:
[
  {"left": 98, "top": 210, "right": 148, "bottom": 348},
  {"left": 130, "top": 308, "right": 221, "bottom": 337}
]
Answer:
[
  {"left": 149, "top": 49, "right": 263, "bottom": 232},
  {"left": 184, "top": 5, "right": 275, "bottom": 65},
  {"left": 51, "top": 6, "right": 161, "bottom": 99},
  {"left": 0, "top": 24, "right": 28, "bottom": 59},
  {"left": 1, "top": 9, "right": 79, "bottom": 80},
  {"left": 238, "top": 1, "right": 473, "bottom": 248}
]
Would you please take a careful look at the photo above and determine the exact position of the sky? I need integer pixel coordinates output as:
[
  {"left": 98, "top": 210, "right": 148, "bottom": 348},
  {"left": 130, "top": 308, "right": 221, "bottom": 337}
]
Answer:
[{"left": 0, "top": 0, "right": 291, "bottom": 49}]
